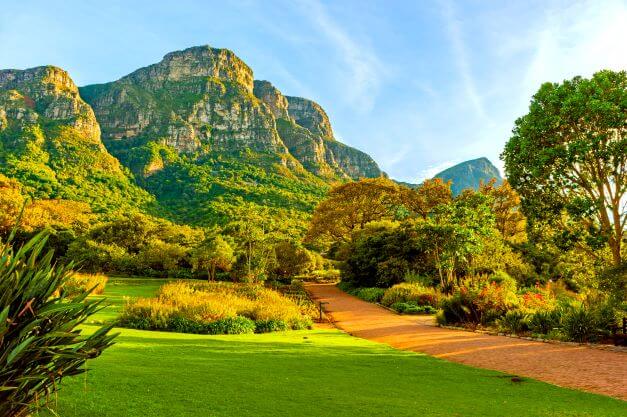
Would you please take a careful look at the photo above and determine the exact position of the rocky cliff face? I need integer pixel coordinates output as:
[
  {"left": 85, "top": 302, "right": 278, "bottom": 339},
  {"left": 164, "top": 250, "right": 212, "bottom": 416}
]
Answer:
[
  {"left": 0, "top": 66, "right": 100, "bottom": 141},
  {"left": 253, "top": 80, "right": 290, "bottom": 119},
  {"left": 253, "top": 80, "right": 383, "bottom": 180},
  {"left": 285, "top": 96, "right": 333, "bottom": 139},
  {"left": 0, "top": 66, "right": 151, "bottom": 210},
  {"left": 81, "top": 46, "right": 383, "bottom": 181},
  {"left": 80, "top": 46, "right": 286, "bottom": 163}
]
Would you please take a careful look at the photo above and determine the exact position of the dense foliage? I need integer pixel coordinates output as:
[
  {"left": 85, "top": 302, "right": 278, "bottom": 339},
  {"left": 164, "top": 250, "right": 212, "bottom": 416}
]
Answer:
[
  {"left": 0, "top": 233, "right": 116, "bottom": 417},
  {"left": 316, "top": 165, "right": 624, "bottom": 342},
  {"left": 503, "top": 70, "right": 626, "bottom": 266}
]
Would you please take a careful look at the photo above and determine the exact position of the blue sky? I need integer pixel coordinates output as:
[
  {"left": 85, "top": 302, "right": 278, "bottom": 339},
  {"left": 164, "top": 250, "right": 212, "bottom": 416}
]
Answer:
[{"left": 2, "top": 0, "right": 626, "bottom": 182}]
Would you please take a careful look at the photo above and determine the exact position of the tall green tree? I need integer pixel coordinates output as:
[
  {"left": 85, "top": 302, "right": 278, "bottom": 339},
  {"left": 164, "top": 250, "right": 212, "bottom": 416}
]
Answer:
[
  {"left": 190, "top": 235, "right": 235, "bottom": 280},
  {"left": 417, "top": 192, "right": 496, "bottom": 289},
  {"left": 503, "top": 70, "right": 626, "bottom": 265}
]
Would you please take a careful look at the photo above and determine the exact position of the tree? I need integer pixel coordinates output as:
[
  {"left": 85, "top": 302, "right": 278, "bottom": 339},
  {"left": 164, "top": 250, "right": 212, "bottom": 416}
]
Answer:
[
  {"left": 273, "top": 241, "right": 314, "bottom": 279},
  {"left": 416, "top": 192, "right": 496, "bottom": 289},
  {"left": 480, "top": 179, "right": 526, "bottom": 243},
  {"left": 305, "top": 178, "right": 404, "bottom": 248},
  {"left": 190, "top": 236, "right": 235, "bottom": 280},
  {"left": 403, "top": 178, "right": 452, "bottom": 219},
  {"left": 503, "top": 70, "right": 626, "bottom": 265},
  {"left": 0, "top": 232, "right": 116, "bottom": 417},
  {"left": 22, "top": 199, "right": 93, "bottom": 232},
  {"left": 224, "top": 204, "right": 279, "bottom": 281},
  {"left": 138, "top": 240, "right": 189, "bottom": 273}
]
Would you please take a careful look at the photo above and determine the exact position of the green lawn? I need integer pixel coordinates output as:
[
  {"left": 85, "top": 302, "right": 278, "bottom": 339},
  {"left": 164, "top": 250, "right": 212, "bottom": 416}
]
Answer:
[
  {"left": 41, "top": 280, "right": 626, "bottom": 417},
  {"left": 86, "top": 277, "right": 170, "bottom": 324}
]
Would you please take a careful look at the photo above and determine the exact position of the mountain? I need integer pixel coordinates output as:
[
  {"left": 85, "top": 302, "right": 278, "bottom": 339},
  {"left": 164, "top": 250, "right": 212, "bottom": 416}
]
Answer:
[
  {"left": 434, "top": 157, "right": 502, "bottom": 195},
  {"left": 0, "top": 66, "right": 153, "bottom": 213},
  {"left": 0, "top": 46, "right": 383, "bottom": 230}
]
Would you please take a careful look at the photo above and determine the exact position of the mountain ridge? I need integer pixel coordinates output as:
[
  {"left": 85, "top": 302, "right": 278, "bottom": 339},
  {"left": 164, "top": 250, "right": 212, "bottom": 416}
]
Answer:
[{"left": 0, "top": 45, "right": 387, "bottom": 230}]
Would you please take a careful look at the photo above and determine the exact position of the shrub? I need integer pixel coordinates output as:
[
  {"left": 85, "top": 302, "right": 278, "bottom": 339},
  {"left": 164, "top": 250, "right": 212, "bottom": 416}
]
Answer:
[
  {"left": 0, "top": 232, "right": 116, "bottom": 417},
  {"left": 255, "top": 319, "right": 289, "bottom": 333},
  {"left": 307, "top": 269, "right": 341, "bottom": 283},
  {"left": 528, "top": 309, "right": 562, "bottom": 335},
  {"left": 391, "top": 302, "right": 437, "bottom": 315},
  {"left": 355, "top": 287, "right": 386, "bottom": 303},
  {"left": 207, "top": 316, "right": 256, "bottom": 334},
  {"left": 488, "top": 271, "right": 517, "bottom": 291},
  {"left": 438, "top": 282, "right": 518, "bottom": 326},
  {"left": 120, "top": 281, "right": 312, "bottom": 334},
  {"left": 518, "top": 286, "right": 557, "bottom": 312},
  {"left": 62, "top": 272, "right": 108, "bottom": 296},
  {"left": 498, "top": 310, "right": 529, "bottom": 333},
  {"left": 382, "top": 283, "right": 439, "bottom": 308},
  {"left": 562, "top": 305, "right": 599, "bottom": 342}
]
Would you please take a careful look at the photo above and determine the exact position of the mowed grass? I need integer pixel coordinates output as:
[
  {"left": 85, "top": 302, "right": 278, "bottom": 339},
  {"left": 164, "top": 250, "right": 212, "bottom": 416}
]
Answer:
[
  {"left": 42, "top": 280, "right": 626, "bottom": 417},
  {"left": 86, "top": 277, "right": 170, "bottom": 324}
]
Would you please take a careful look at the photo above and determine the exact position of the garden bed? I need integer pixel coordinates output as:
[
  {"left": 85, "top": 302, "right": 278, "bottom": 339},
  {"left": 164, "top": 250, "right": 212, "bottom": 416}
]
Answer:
[{"left": 119, "top": 281, "right": 314, "bottom": 334}]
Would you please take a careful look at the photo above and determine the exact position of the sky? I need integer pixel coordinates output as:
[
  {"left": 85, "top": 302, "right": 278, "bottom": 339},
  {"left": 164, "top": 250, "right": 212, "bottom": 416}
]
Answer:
[{"left": 1, "top": 0, "right": 626, "bottom": 182}]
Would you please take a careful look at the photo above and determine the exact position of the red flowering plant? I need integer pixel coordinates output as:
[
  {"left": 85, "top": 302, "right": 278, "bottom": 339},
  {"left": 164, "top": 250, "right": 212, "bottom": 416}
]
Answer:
[{"left": 518, "top": 284, "right": 557, "bottom": 313}]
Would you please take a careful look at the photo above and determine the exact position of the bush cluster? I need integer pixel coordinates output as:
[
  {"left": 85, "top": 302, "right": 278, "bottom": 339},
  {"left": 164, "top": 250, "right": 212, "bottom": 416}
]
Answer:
[
  {"left": 390, "top": 302, "right": 437, "bottom": 314},
  {"left": 119, "top": 281, "right": 313, "bottom": 334},
  {"left": 436, "top": 276, "right": 622, "bottom": 342},
  {"left": 381, "top": 283, "right": 440, "bottom": 308},
  {"left": 338, "top": 282, "right": 439, "bottom": 315},
  {"left": 61, "top": 272, "right": 108, "bottom": 297}
]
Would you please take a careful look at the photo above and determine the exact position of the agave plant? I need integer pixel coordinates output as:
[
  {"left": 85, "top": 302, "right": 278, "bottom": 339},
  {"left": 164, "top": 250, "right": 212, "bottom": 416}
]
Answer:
[{"left": 0, "top": 231, "right": 117, "bottom": 417}]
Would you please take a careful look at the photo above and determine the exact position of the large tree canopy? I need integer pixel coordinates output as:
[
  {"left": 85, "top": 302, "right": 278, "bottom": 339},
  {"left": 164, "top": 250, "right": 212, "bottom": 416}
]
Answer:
[
  {"left": 305, "top": 178, "right": 404, "bottom": 248},
  {"left": 502, "top": 70, "right": 626, "bottom": 265}
]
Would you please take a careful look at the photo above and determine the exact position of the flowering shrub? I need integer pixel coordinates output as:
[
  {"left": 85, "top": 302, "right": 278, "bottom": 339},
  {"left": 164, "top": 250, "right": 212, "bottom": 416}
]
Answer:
[
  {"left": 120, "top": 281, "right": 313, "bottom": 334},
  {"left": 381, "top": 283, "right": 440, "bottom": 308},
  {"left": 438, "top": 282, "right": 518, "bottom": 325},
  {"left": 519, "top": 290, "right": 556, "bottom": 312}
]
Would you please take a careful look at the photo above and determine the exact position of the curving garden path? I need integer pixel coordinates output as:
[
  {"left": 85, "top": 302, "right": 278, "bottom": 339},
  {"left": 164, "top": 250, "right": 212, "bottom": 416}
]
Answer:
[{"left": 306, "top": 283, "right": 627, "bottom": 400}]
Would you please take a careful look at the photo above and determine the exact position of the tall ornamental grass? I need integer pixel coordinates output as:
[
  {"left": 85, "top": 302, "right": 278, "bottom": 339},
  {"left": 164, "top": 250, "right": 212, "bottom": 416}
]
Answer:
[{"left": 120, "top": 281, "right": 313, "bottom": 334}]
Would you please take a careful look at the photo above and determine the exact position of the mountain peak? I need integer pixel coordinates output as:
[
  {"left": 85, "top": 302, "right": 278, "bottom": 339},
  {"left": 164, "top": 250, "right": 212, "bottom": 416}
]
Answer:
[
  {"left": 124, "top": 45, "right": 254, "bottom": 92},
  {"left": 434, "top": 157, "right": 502, "bottom": 195}
]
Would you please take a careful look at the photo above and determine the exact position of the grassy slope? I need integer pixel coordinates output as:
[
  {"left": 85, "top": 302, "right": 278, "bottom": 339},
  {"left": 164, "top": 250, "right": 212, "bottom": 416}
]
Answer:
[{"left": 43, "top": 280, "right": 626, "bottom": 417}]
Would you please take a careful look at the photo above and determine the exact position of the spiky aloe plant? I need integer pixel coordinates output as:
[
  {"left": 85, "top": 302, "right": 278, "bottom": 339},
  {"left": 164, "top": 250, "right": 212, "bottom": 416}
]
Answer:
[{"left": 0, "top": 231, "right": 117, "bottom": 417}]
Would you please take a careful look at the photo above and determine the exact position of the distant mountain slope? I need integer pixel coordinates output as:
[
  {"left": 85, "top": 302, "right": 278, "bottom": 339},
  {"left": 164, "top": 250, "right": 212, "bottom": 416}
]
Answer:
[
  {"left": 434, "top": 157, "right": 502, "bottom": 195},
  {"left": 0, "top": 66, "right": 153, "bottom": 212},
  {"left": 1, "top": 46, "right": 385, "bottom": 230},
  {"left": 76, "top": 45, "right": 383, "bottom": 227}
]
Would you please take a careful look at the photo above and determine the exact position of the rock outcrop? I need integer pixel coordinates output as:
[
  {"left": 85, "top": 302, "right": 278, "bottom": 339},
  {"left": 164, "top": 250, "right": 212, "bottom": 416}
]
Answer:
[
  {"left": 0, "top": 66, "right": 100, "bottom": 141},
  {"left": 80, "top": 46, "right": 286, "bottom": 160},
  {"left": 285, "top": 96, "right": 333, "bottom": 139},
  {"left": 0, "top": 66, "right": 152, "bottom": 210}
]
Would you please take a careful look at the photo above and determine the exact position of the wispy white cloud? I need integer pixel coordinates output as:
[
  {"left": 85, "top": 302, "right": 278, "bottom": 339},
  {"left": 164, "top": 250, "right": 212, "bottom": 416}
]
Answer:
[
  {"left": 521, "top": 0, "right": 627, "bottom": 106},
  {"left": 296, "top": 0, "right": 386, "bottom": 112},
  {"left": 439, "top": 0, "right": 490, "bottom": 123}
]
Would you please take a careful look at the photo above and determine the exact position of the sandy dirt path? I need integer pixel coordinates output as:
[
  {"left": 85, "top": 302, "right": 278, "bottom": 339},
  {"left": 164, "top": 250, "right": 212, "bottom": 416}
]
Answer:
[{"left": 307, "top": 283, "right": 627, "bottom": 400}]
